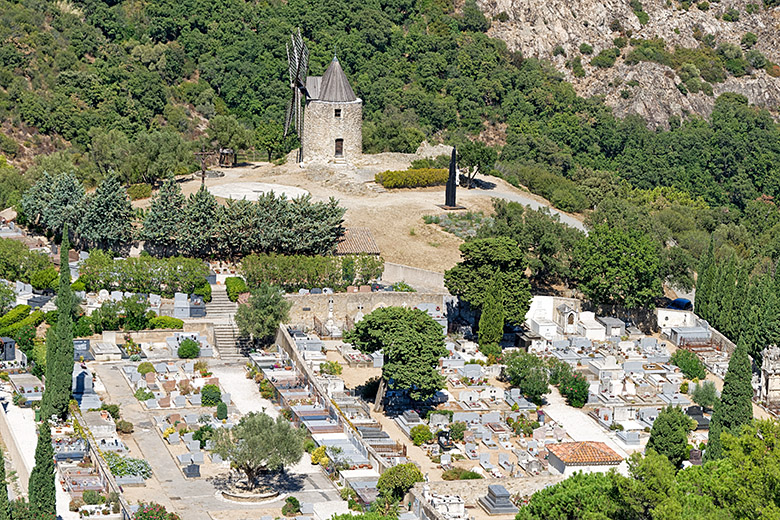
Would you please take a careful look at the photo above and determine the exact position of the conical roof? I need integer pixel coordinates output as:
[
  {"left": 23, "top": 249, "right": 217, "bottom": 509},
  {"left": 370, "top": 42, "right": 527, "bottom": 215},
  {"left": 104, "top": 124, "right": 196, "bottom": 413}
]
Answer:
[{"left": 318, "top": 57, "right": 357, "bottom": 102}]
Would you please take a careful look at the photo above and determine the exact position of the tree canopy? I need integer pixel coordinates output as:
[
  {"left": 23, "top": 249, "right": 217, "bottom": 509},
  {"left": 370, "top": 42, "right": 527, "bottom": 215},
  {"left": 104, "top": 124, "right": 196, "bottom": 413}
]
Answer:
[
  {"left": 235, "top": 283, "right": 292, "bottom": 345},
  {"left": 344, "top": 306, "right": 448, "bottom": 402},
  {"left": 504, "top": 352, "right": 549, "bottom": 404},
  {"left": 647, "top": 406, "right": 696, "bottom": 468},
  {"left": 211, "top": 412, "right": 305, "bottom": 489},
  {"left": 445, "top": 237, "right": 532, "bottom": 324}
]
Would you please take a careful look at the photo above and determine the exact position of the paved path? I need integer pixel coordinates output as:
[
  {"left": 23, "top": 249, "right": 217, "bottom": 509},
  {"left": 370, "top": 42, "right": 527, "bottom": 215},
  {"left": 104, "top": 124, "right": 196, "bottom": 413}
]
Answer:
[
  {"left": 475, "top": 185, "right": 588, "bottom": 233},
  {"left": 93, "top": 361, "right": 341, "bottom": 518}
]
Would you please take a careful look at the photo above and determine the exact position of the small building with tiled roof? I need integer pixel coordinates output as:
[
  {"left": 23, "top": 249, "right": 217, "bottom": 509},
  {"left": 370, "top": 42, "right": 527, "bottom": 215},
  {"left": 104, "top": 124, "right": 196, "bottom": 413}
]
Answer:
[
  {"left": 546, "top": 441, "right": 623, "bottom": 476},
  {"left": 335, "top": 227, "right": 380, "bottom": 256}
]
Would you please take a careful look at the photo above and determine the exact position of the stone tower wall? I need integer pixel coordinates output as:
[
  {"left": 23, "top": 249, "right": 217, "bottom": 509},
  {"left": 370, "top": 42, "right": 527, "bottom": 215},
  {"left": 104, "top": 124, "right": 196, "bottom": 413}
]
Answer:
[{"left": 303, "top": 99, "right": 362, "bottom": 163}]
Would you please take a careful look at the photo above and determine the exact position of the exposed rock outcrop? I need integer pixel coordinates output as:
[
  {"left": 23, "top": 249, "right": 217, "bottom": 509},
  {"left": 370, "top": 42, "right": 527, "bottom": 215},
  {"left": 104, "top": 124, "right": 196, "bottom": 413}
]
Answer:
[{"left": 479, "top": 0, "right": 780, "bottom": 124}]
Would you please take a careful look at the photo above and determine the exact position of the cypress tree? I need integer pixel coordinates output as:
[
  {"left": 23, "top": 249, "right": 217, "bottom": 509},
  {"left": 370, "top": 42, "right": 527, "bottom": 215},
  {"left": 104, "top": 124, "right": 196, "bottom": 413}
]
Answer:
[
  {"left": 706, "top": 335, "right": 753, "bottom": 461},
  {"left": 41, "top": 226, "right": 75, "bottom": 420},
  {"left": 139, "top": 177, "right": 185, "bottom": 256},
  {"left": 478, "top": 274, "right": 505, "bottom": 359},
  {"left": 28, "top": 422, "right": 56, "bottom": 516},
  {"left": 0, "top": 451, "right": 11, "bottom": 520},
  {"left": 695, "top": 238, "right": 714, "bottom": 319}
]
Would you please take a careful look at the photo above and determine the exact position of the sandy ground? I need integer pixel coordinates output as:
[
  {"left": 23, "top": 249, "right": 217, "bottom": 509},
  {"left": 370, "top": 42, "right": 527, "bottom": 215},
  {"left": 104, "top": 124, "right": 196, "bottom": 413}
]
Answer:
[{"left": 135, "top": 158, "right": 584, "bottom": 273}]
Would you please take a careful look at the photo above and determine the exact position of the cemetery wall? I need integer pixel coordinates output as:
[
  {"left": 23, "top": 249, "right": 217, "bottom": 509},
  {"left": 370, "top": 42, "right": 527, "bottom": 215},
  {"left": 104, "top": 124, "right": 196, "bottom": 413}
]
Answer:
[
  {"left": 285, "top": 292, "right": 448, "bottom": 326},
  {"left": 0, "top": 407, "right": 30, "bottom": 493},
  {"left": 108, "top": 322, "right": 214, "bottom": 347},
  {"left": 382, "top": 262, "right": 447, "bottom": 292}
]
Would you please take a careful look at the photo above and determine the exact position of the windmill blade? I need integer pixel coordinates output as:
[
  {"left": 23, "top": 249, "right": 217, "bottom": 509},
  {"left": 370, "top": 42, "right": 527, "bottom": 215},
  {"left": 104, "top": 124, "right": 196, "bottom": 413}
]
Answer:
[
  {"left": 286, "top": 42, "right": 296, "bottom": 85},
  {"left": 284, "top": 96, "right": 295, "bottom": 136},
  {"left": 298, "top": 40, "right": 309, "bottom": 86}
]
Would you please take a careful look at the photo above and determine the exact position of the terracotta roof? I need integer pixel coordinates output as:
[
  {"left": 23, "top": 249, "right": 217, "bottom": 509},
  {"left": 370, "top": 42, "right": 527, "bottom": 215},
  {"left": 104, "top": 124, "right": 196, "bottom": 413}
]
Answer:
[
  {"left": 335, "top": 227, "right": 380, "bottom": 256},
  {"left": 317, "top": 57, "right": 357, "bottom": 102},
  {"left": 547, "top": 441, "right": 623, "bottom": 466}
]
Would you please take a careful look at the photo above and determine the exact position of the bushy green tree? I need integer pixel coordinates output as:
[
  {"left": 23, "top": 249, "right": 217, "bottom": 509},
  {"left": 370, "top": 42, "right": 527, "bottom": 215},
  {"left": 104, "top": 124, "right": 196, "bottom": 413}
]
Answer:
[
  {"left": 670, "top": 349, "right": 706, "bottom": 380},
  {"left": 376, "top": 462, "right": 423, "bottom": 500},
  {"left": 504, "top": 352, "right": 549, "bottom": 403},
  {"left": 445, "top": 237, "right": 532, "bottom": 324},
  {"left": 574, "top": 225, "right": 662, "bottom": 308},
  {"left": 344, "top": 307, "right": 448, "bottom": 402},
  {"left": 410, "top": 424, "right": 433, "bottom": 446},
  {"left": 180, "top": 185, "right": 218, "bottom": 258},
  {"left": 28, "top": 421, "right": 55, "bottom": 516},
  {"left": 647, "top": 406, "right": 696, "bottom": 467},
  {"left": 139, "top": 178, "right": 185, "bottom": 255},
  {"left": 78, "top": 176, "right": 134, "bottom": 251},
  {"left": 692, "top": 380, "right": 718, "bottom": 410},
  {"left": 235, "top": 283, "right": 291, "bottom": 345},
  {"left": 207, "top": 115, "right": 252, "bottom": 151},
  {"left": 211, "top": 412, "right": 304, "bottom": 489}
]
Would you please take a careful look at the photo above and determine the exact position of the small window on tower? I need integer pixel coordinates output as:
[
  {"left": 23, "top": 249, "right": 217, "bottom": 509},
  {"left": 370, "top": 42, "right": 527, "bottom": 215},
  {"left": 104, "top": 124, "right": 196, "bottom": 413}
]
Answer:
[{"left": 334, "top": 109, "right": 342, "bottom": 118}]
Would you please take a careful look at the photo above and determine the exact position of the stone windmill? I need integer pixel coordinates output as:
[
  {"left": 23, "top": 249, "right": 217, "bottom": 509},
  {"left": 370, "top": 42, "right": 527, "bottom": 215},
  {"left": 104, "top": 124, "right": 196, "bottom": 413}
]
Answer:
[{"left": 284, "top": 29, "right": 363, "bottom": 165}]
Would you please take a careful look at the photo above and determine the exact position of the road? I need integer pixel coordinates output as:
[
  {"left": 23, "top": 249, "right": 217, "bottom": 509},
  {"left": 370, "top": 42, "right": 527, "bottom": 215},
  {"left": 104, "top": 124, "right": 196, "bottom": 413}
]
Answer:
[
  {"left": 93, "top": 361, "right": 342, "bottom": 519},
  {"left": 476, "top": 185, "right": 588, "bottom": 233}
]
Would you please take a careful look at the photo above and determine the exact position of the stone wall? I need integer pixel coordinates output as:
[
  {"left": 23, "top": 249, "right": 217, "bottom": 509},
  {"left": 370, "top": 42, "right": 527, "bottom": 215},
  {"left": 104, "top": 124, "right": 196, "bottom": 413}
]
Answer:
[
  {"left": 285, "top": 292, "right": 448, "bottom": 328},
  {"left": 382, "top": 262, "right": 447, "bottom": 292},
  {"left": 103, "top": 321, "right": 214, "bottom": 347},
  {"left": 303, "top": 99, "right": 362, "bottom": 164}
]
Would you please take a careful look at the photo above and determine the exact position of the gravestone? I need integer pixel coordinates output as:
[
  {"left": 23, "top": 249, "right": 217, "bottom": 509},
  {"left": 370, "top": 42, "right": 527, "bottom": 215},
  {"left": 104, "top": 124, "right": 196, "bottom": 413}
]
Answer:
[
  {"left": 167, "top": 432, "right": 180, "bottom": 445},
  {"left": 177, "top": 453, "right": 192, "bottom": 465},
  {"left": 186, "top": 440, "right": 201, "bottom": 452},
  {"left": 173, "top": 396, "right": 186, "bottom": 408},
  {"left": 182, "top": 432, "right": 194, "bottom": 442},
  {"left": 478, "top": 485, "right": 518, "bottom": 515},
  {"left": 210, "top": 453, "right": 223, "bottom": 464},
  {"left": 111, "top": 291, "right": 123, "bottom": 302},
  {"left": 191, "top": 452, "right": 204, "bottom": 464},
  {"left": 188, "top": 394, "right": 202, "bottom": 406}
]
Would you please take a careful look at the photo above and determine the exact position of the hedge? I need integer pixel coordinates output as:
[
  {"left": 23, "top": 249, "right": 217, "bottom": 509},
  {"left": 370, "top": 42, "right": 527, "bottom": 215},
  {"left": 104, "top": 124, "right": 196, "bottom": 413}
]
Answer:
[
  {"left": 193, "top": 282, "right": 212, "bottom": 302},
  {"left": 148, "top": 316, "right": 184, "bottom": 329},
  {"left": 0, "top": 310, "right": 44, "bottom": 337},
  {"left": 225, "top": 277, "right": 248, "bottom": 302},
  {"left": 375, "top": 168, "right": 448, "bottom": 189},
  {"left": 127, "top": 183, "right": 153, "bottom": 201},
  {"left": 241, "top": 253, "right": 384, "bottom": 292},
  {"left": 0, "top": 305, "right": 31, "bottom": 329}
]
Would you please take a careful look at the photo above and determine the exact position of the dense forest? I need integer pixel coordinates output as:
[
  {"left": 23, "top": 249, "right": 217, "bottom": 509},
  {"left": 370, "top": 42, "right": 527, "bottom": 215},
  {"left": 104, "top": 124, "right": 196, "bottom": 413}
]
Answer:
[{"left": 1, "top": 0, "right": 779, "bottom": 212}]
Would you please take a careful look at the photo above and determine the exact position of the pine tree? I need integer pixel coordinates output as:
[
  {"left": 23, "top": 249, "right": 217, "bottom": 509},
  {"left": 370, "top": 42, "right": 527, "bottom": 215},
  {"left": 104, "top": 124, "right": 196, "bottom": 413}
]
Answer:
[
  {"left": 647, "top": 406, "right": 696, "bottom": 468},
  {"left": 139, "top": 177, "right": 185, "bottom": 256},
  {"left": 41, "top": 226, "right": 75, "bottom": 420},
  {"left": 706, "top": 335, "right": 753, "bottom": 461},
  {"left": 478, "top": 274, "right": 504, "bottom": 359},
  {"left": 0, "top": 450, "right": 11, "bottom": 520},
  {"left": 180, "top": 185, "right": 218, "bottom": 257},
  {"left": 41, "top": 172, "right": 84, "bottom": 238},
  {"left": 77, "top": 175, "right": 134, "bottom": 251},
  {"left": 28, "top": 422, "right": 56, "bottom": 516}
]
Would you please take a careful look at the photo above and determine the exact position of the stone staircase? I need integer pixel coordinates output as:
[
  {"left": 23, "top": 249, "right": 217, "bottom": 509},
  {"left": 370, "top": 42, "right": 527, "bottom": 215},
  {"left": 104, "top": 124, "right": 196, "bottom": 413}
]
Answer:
[{"left": 206, "top": 285, "right": 245, "bottom": 359}]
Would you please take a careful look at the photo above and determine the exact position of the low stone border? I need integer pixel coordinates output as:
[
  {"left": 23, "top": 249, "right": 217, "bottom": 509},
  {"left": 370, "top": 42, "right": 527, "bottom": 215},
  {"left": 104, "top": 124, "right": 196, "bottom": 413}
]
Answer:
[{"left": 220, "top": 489, "right": 280, "bottom": 503}]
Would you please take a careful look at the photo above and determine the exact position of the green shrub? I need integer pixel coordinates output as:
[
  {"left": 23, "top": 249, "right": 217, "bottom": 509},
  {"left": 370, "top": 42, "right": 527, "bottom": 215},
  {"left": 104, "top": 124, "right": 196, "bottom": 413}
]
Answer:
[
  {"left": 241, "top": 253, "right": 383, "bottom": 292},
  {"left": 216, "top": 401, "right": 228, "bottom": 420},
  {"left": 495, "top": 163, "right": 588, "bottom": 213},
  {"left": 0, "top": 310, "right": 44, "bottom": 337},
  {"left": 137, "top": 362, "right": 156, "bottom": 375},
  {"left": 116, "top": 420, "right": 134, "bottom": 433},
  {"left": 722, "top": 7, "right": 739, "bottom": 20},
  {"left": 100, "top": 403, "right": 121, "bottom": 420},
  {"left": 282, "top": 496, "right": 301, "bottom": 516},
  {"left": 579, "top": 43, "right": 593, "bottom": 55},
  {"left": 410, "top": 424, "right": 433, "bottom": 446},
  {"left": 697, "top": 1, "right": 710, "bottom": 9},
  {"left": 148, "top": 316, "right": 184, "bottom": 329},
  {"left": 30, "top": 267, "right": 58, "bottom": 290},
  {"left": 177, "top": 338, "right": 200, "bottom": 359},
  {"left": 552, "top": 45, "right": 566, "bottom": 57},
  {"left": 626, "top": 38, "right": 671, "bottom": 67},
  {"left": 134, "top": 388, "right": 154, "bottom": 401},
  {"left": 70, "top": 280, "right": 86, "bottom": 292},
  {"left": 0, "top": 305, "right": 31, "bottom": 328},
  {"left": 614, "top": 37, "right": 628, "bottom": 48},
  {"left": 225, "top": 277, "right": 248, "bottom": 302},
  {"left": 193, "top": 282, "right": 211, "bottom": 302},
  {"left": 375, "top": 168, "right": 449, "bottom": 189},
  {"left": 670, "top": 349, "right": 706, "bottom": 379},
  {"left": 741, "top": 32, "right": 758, "bottom": 48},
  {"left": 460, "top": 471, "right": 483, "bottom": 479},
  {"left": 193, "top": 424, "right": 214, "bottom": 448},
  {"left": 591, "top": 48, "right": 621, "bottom": 68},
  {"left": 630, "top": 0, "right": 650, "bottom": 24},
  {"left": 82, "top": 491, "right": 105, "bottom": 505},
  {"left": 127, "top": 183, "right": 153, "bottom": 200},
  {"left": 571, "top": 56, "right": 585, "bottom": 77},
  {"left": 320, "top": 360, "right": 343, "bottom": 375},
  {"left": 44, "top": 309, "right": 58, "bottom": 326},
  {"left": 201, "top": 384, "right": 221, "bottom": 406}
]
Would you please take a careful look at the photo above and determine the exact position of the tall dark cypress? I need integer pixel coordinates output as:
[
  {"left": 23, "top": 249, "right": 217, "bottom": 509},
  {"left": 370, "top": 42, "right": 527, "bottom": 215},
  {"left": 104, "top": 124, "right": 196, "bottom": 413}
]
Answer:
[
  {"left": 706, "top": 335, "right": 754, "bottom": 461},
  {"left": 695, "top": 238, "right": 714, "bottom": 319},
  {"left": 28, "top": 421, "right": 56, "bottom": 516},
  {"left": 41, "top": 225, "right": 75, "bottom": 420}
]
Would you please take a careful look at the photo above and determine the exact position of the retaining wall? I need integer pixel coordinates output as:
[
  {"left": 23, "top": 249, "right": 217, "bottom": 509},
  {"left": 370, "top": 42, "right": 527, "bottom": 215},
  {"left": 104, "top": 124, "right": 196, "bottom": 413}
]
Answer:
[{"left": 382, "top": 262, "right": 447, "bottom": 292}]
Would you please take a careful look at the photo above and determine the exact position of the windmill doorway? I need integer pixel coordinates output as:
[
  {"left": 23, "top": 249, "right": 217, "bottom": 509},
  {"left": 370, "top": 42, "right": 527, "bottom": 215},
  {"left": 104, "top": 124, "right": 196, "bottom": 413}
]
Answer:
[{"left": 335, "top": 139, "right": 344, "bottom": 158}]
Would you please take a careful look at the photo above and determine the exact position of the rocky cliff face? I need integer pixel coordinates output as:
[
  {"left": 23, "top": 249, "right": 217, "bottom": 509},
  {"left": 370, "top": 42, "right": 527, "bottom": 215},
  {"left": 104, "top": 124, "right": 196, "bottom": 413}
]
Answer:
[{"left": 478, "top": 0, "right": 780, "bottom": 125}]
